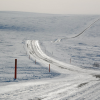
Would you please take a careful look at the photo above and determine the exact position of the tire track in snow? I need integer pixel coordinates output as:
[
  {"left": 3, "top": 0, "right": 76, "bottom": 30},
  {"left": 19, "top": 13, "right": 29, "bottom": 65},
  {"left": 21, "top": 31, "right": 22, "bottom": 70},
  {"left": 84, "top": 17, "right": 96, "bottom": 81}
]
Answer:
[
  {"left": 63, "top": 81, "right": 100, "bottom": 100},
  {"left": 0, "top": 80, "right": 82, "bottom": 100},
  {"left": 28, "top": 40, "right": 82, "bottom": 73}
]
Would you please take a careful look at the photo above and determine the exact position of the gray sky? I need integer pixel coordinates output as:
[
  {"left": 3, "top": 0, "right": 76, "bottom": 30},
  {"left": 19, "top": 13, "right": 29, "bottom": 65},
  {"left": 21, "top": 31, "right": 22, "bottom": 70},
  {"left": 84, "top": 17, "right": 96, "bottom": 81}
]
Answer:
[{"left": 0, "top": 0, "right": 100, "bottom": 14}]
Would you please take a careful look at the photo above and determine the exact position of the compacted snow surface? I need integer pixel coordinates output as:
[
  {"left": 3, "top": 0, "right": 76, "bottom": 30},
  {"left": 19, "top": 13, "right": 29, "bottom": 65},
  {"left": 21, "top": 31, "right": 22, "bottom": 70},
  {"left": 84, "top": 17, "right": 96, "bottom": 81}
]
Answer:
[{"left": 0, "top": 11, "right": 100, "bottom": 100}]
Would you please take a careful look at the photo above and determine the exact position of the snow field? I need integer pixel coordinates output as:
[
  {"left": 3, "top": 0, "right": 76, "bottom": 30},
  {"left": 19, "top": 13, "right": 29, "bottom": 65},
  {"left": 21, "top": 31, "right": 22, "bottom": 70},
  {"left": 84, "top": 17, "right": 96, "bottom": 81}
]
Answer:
[{"left": 0, "top": 11, "right": 100, "bottom": 99}]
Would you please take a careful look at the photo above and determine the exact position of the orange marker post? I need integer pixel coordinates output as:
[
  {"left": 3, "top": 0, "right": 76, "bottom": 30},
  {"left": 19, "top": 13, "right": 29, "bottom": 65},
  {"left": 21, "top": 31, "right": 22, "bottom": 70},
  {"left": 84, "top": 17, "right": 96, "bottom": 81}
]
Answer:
[{"left": 14, "top": 59, "right": 17, "bottom": 79}]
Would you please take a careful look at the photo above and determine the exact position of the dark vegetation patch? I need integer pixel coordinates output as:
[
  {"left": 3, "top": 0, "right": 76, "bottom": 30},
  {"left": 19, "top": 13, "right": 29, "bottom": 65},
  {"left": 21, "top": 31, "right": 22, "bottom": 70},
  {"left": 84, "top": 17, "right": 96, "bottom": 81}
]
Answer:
[
  {"left": 29, "top": 98, "right": 41, "bottom": 100},
  {"left": 93, "top": 75, "right": 100, "bottom": 78},
  {"left": 78, "top": 82, "right": 88, "bottom": 88}
]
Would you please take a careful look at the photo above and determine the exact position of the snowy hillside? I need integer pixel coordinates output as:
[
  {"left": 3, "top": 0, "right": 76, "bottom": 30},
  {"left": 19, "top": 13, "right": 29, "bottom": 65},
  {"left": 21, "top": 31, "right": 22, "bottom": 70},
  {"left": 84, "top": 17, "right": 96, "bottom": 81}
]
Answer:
[{"left": 0, "top": 11, "right": 100, "bottom": 100}]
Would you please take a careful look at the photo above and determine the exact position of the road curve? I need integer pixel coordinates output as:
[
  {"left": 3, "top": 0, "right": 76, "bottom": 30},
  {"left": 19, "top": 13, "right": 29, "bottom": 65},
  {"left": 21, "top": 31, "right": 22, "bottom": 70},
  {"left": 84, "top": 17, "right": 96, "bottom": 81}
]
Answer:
[
  {"left": 54, "top": 18, "right": 100, "bottom": 42},
  {"left": 26, "top": 40, "right": 100, "bottom": 75}
]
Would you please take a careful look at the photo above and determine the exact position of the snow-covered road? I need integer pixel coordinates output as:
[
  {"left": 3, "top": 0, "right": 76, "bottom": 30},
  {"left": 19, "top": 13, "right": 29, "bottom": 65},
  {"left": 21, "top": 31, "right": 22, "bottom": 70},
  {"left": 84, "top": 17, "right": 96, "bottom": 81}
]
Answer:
[
  {"left": 27, "top": 40, "right": 100, "bottom": 75},
  {"left": 0, "top": 40, "right": 100, "bottom": 100},
  {"left": 54, "top": 18, "right": 100, "bottom": 42}
]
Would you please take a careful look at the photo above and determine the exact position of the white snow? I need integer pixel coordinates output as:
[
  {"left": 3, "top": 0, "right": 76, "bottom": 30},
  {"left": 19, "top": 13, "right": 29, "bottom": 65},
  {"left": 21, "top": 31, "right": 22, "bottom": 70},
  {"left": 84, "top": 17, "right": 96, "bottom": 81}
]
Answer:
[{"left": 0, "top": 11, "right": 100, "bottom": 100}]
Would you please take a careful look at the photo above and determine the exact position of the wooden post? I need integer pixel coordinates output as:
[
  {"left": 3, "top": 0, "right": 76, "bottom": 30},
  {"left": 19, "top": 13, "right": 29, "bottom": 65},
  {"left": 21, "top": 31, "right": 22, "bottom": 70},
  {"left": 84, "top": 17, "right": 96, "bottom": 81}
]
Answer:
[
  {"left": 49, "top": 64, "right": 50, "bottom": 72},
  {"left": 35, "top": 60, "right": 36, "bottom": 64},
  {"left": 70, "top": 58, "right": 71, "bottom": 64},
  {"left": 14, "top": 59, "right": 17, "bottom": 79},
  {"left": 29, "top": 55, "right": 30, "bottom": 59}
]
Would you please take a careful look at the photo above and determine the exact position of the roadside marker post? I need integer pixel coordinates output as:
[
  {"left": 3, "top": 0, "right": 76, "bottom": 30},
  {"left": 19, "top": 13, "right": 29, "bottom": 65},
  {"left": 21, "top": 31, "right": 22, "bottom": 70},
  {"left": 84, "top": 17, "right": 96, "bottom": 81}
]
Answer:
[
  {"left": 29, "top": 55, "right": 30, "bottom": 59},
  {"left": 70, "top": 58, "right": 71, "bottom": 64},
  {"left": 35, "top": 60, "right": 36, "bottom": 64},
  {"left": 14, "top": 59, "right": 17, "bottom": 79},
  {"left": 49, "top": 64, "right": 50, "bottom": 72}
]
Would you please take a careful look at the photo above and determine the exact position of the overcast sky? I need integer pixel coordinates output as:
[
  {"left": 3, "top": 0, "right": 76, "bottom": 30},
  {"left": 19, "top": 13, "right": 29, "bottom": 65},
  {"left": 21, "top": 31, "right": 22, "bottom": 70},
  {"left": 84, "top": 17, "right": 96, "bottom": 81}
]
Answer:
[{"left": 0, "top": 0, "right": 100, "bottom": 14}]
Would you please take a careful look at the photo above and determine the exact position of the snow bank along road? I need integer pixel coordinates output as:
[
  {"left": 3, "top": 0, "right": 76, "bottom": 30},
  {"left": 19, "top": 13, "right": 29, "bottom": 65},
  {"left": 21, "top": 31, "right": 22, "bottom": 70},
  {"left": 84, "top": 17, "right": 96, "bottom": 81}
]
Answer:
[{"left": 0, "top": 40, "right": 100, "bottom": 100}]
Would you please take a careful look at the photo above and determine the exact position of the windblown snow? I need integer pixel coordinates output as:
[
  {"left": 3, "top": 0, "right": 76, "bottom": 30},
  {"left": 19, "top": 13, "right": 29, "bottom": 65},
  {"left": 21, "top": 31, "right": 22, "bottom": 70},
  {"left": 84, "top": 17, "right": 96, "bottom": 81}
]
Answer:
[{"left": 0, "top": 11, "right": 100, "bottom": 100}]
